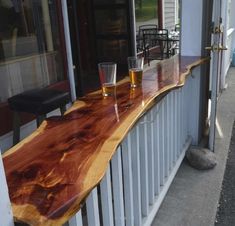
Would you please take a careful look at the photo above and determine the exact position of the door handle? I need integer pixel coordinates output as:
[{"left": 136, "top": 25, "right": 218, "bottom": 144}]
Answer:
[
  {"left": 205, "top": 44, "right": 227, "bottom": 52},
  {"left": 218, "top": 45, "right": 227, "bottom": 51}
]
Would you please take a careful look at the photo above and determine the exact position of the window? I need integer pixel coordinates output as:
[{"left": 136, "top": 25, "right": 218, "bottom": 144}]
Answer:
[
  {"left": 135, "top": 0, "right": 158, "bottom": 30},
  {"left": 67, "top": 0, "right": 132, "bottom": 95},
  {"left": 0, "top": 0, "right": 67, "bottom": 103}
]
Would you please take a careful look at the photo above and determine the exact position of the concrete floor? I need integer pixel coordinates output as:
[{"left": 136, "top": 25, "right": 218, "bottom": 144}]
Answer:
[{"left": 152, "top": 67, "right": 235, "bottom": 226}]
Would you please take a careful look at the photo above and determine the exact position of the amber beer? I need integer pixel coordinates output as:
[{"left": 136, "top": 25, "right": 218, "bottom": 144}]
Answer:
[
  {"left": 127, "top": 56, "right": 144, "bottom": 88},
  {"left": 129, "top": 68, "right": 143, "bottom": 87},
  {"left": 102, "top": 83, "right": 116, "bottom": 96}
]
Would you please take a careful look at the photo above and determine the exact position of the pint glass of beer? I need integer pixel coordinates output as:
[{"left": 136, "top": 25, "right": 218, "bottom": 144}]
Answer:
[
  {"left": 127, "top": 56, "right": 144, "bottom": 88},
  {"left": 98, "top": 62, "right": 117, "bottom": 97}
]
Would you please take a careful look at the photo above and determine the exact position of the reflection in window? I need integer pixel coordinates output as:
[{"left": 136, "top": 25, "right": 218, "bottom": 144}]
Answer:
[
  {"left": 135, "top": 0, "right": 158, "bottom": 54},
  {"left": 0, "top": 0, "right": 65, "bottom": 103},
  {"left": 135, "top": 0, "right": 158, "bottom": 30}
]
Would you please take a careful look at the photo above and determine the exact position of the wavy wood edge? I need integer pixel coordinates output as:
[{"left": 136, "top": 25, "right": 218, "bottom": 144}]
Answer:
[
  {"left": 178, "top": 56, "right": 210, "bottom": 86},
  {"left": 3, "top": 55, "right": 210, "bottom": 226}
]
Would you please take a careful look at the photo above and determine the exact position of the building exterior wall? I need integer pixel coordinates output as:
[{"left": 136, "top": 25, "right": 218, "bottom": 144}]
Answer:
[{"left": 163, "top": 0, "right": 177, "bottom": 31}]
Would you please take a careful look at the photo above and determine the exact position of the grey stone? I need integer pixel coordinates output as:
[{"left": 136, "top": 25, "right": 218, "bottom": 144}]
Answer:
[{"left": 186, "top": 147, "right": 217, "bottom": 170}]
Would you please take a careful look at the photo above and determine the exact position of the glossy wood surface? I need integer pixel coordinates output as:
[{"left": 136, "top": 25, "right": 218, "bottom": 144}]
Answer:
[{"left": 3, "top": 55, "right": 209, "bottom": 226}]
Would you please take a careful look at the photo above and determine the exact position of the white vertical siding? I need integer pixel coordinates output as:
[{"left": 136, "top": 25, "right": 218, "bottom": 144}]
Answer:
[{"left": 163, "top": 0, "right": 177, "bottom": 30}]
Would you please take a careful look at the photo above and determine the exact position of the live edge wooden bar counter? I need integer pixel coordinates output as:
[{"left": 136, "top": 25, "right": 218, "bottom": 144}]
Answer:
[{"left": 3, "top": 55, "right": 209, "bottom": 226}]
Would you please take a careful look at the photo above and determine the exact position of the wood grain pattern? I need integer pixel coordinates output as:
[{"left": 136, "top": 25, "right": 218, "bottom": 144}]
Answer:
[{"left": 3, "top": 55, "right": 209, "bottom": 226}]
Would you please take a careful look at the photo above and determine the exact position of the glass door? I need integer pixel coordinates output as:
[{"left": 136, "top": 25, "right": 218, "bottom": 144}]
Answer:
[
  {"left": 68, "top": 0, "right": 132, "bottom": 96},
  {"left": 0, "top": 0, "right": 68, "bottom": 142},
  {"left": 93, "top": 0, "right": 131, "bottom": 69}
]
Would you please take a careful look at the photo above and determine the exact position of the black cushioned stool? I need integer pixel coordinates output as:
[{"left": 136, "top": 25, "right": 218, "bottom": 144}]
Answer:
[{"left": 8, "top": 88, "right": 70, "bottom": 145}]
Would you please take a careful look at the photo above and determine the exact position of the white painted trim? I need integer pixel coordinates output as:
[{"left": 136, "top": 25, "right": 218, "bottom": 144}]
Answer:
[
  {"left": 162, "top": 0, "right": 165, "bottom": 28},
  {"left": 220, "top": 0, "right": 229, "bottom": 90},
  {"left": 61, "top": 1, "right": 76, "bottom": 102},
  {"left": 187, "top": 67, "right": 201, "bottom": 145},
  {"left": 181, "top": 0, "right": 203, "bottom": 56},
  {"left": 209, "top": 0, "right": 222, "bottom": 150},
  {"left": 142, "top": 137, "right": 192, "bottom": 226},
  {"left": 225, "top": 62, "right": 231, "bottom": 77},
  {"left": 227, "top": 28, "right": 235, "bottom": 36}
]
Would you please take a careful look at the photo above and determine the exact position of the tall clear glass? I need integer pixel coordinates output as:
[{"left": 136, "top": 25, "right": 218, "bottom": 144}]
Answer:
[
  {"left": 127, "top": 56, "right": 144, "bottom": 88},
  {"left": 98, "top": 62, "right": 117, "bottom": 97}
]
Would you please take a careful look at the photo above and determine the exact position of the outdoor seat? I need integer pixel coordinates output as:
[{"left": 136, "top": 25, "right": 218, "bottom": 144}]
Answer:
[
  {"left": 141, "top": 28, "right": 159, "bottom": 56},
  {"left": 137, "top": 24, "right": 158, "bottom": 53},
  {"left": 143, "top": 28, "right": 169, "bottom": 65},
  {"left": 8, "top": 88, "right": 70, "bottom": 145}
]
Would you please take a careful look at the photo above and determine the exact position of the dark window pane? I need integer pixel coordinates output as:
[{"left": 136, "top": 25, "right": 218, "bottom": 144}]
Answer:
[{"left": 95, "top": 9, "right": 127, "bottom": 35}]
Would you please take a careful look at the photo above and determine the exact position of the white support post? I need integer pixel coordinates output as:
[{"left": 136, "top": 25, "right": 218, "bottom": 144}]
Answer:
[
  {"left": 86, "top": 188, "right": 100, "bottom": 226},
  {"left": 187, "top": 68, "right": 202, "bottom": 145},
  {"left": 0, "top": 153, "right": 14, "bottom": 226},
  {"left": 61, "top": 0, "right": 76, "bottom": 101},
  {"left": 111, "top": 147, "right": 125, "bottom": 226},
  {"left": 181, "top": 0, "right": 204, "bottom": 145},
  {"left": 131, "top": 126, "right": 142, "bottom": 226},
  {"left": 100, "top": 164, "right": 114, "bottom": 226},
  {"left": 181, "top": 0, "right": 203, "bottom": 56},
  {"left": 122, "top": 135, "right": 134, "bottom": 226}
]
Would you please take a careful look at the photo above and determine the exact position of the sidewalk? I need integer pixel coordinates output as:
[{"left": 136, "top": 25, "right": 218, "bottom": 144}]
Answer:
[{"left": 152, "top": 67, "right": 235, "bottom": 226}]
